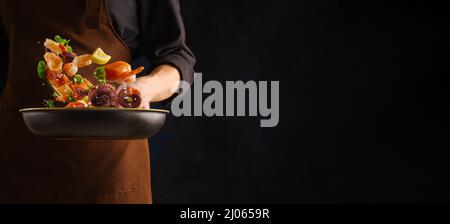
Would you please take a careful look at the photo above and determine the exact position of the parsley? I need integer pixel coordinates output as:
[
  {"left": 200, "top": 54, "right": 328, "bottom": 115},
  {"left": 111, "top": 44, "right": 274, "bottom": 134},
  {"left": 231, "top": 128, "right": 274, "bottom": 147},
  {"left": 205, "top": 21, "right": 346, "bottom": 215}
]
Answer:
[
  {"left": 37, "top": 60, "right": 47, "bottom": 79},
  {"left": 44, "top": 99, "right": 55, "bottom": 108},
  {"left": 54, "top": 35, "right": 63, "bottom": 43},
  {"left": 94, "top": 66, "right": 107, "bottom": 84},
  {"left": 68, "top": 94, "right": 76, "bottom": 102}
]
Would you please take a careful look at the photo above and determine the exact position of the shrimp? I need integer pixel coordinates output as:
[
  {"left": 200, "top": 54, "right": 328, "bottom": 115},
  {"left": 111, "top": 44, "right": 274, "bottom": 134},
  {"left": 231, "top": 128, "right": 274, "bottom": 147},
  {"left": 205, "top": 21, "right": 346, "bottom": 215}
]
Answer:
[
  {"left": 73, "top": 54, "right": 92, "bottom": 68},
  {"left": 44, "top": 39, "right": 63, "bottom": 55},
  {"left": 44, "top": 52, "right": 63, "bottom": 72},
  {"left": 63, "top": 63, "right": 78, "bottom": 77}
]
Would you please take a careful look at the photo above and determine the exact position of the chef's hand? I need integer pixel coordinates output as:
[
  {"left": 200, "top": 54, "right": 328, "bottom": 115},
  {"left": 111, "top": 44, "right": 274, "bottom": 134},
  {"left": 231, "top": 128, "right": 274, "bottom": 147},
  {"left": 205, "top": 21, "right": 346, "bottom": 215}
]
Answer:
[{"left": 118, "top": 64, "right": 181, "bottom": 109}]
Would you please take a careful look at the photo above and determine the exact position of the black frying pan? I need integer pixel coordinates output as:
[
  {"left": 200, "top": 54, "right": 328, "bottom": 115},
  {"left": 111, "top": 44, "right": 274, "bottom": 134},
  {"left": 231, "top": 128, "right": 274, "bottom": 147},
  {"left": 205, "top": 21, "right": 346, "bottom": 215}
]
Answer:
[{"left": 19, "top": 108, "right": 169, "bottom": 140}]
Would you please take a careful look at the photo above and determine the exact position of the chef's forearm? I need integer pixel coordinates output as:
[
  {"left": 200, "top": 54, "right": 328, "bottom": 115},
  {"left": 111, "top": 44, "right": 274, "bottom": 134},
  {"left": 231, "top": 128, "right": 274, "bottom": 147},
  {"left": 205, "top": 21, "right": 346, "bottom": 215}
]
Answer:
[{"left": 139, "top": 64, "right": 181, "bottom": 103}]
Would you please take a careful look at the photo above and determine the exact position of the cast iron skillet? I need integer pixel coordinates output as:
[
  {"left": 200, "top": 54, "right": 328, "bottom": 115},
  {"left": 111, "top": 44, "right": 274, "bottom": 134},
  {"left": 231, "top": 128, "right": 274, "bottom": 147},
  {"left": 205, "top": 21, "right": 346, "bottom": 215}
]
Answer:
[{"left": 19, "top": 107, "right": 169, "bottom": 140}]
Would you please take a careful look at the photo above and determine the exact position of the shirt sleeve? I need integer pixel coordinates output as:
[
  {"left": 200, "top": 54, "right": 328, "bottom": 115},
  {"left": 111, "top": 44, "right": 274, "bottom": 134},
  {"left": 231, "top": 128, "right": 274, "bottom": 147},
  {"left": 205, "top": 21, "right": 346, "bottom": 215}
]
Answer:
[{"left": 136, "top": 0, "right": 196, "bottom": 86}]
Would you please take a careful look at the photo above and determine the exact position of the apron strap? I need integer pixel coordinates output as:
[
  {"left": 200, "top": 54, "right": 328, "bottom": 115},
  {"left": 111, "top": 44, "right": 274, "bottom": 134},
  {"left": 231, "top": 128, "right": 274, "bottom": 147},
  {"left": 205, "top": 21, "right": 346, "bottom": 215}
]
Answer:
[{"left": 85, "top": 0, "right": 103, "bottom": 29}]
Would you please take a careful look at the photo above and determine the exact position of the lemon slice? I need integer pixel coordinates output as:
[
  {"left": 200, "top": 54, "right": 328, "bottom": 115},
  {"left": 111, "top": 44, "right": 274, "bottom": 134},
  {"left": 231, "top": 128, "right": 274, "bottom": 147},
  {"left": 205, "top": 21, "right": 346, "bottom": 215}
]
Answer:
[{"left": 91, "top": 48, "right": 111, "bottom": 65}]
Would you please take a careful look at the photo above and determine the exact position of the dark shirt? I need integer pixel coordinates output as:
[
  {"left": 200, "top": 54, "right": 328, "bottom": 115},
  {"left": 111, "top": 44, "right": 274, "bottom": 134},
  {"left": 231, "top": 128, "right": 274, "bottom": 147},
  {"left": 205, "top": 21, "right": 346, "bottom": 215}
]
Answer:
[{"left": 0, "top": 0, "right": 195, "bottom": 96}]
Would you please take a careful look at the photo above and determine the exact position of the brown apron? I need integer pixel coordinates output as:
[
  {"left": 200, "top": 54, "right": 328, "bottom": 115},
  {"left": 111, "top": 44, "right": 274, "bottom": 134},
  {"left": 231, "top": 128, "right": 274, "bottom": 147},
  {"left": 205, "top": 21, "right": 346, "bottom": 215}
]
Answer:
[{"left": 0, "top": 0, "right": 151, "bottom": 203}]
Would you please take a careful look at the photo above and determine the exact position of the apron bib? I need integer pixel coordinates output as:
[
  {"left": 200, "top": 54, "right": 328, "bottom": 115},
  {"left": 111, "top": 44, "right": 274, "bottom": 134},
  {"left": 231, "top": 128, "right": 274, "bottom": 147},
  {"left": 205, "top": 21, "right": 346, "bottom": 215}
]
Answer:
[{"left": 0, "top": 0, "right": 151, "bottom": 204}]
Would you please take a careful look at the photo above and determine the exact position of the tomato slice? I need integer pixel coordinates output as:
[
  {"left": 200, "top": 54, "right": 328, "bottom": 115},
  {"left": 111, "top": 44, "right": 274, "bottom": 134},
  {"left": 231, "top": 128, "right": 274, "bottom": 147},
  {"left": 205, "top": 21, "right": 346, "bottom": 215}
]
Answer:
[
  {"left": 104, "top": 61, "right": 144, "bottom": 82},
  {"left": 65, "top": 101, "right": 88, "bottom": 108},
  {"left": 105, "top": 61, "right": 131, "bottom": 81},
  {"left": 59, "top": 44, "right": 68, "bottom": 52}
]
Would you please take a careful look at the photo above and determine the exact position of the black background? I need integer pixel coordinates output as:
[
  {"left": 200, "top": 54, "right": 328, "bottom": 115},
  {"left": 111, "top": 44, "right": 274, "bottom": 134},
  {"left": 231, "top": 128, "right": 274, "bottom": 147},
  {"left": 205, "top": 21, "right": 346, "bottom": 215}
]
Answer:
[{"left": 149, "top": 0, "right": 450, "bottom": 203}]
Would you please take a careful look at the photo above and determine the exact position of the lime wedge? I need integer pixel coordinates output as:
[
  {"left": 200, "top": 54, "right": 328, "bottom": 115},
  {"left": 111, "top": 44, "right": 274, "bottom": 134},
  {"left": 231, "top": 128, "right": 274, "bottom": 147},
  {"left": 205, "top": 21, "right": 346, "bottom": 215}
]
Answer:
[{"left": 91, "top": 48, "right": 111, "bottom": 65}]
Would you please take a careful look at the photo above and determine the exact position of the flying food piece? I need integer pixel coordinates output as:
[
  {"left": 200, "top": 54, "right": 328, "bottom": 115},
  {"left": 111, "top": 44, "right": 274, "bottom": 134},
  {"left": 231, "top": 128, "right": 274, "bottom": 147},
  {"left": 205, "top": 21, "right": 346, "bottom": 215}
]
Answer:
[
  {"left": 61, "top": 51, "right": 77, "bottom": 63},
  {"left": 38, "top": 35, "right": 146, "bottom": 108},
  {"left": 118, "top": 87, "right": 143, "bottom": 108},
  {"left": 104, "top": 61, "right": 144, "bottom": 83},
  {"left": 88, "top": 84, "right": 118, "bottom": 107},
  {"left": 44, "top": 52, "right": 63, "bottom": 72},
  {"left": 63, "top": 63, "right": 78, "bottom": 77},
  {"left": 65, "top": 101, "right": 88, "bottom": 108},
  {"left": 73, "top": 54, "right": 92, "bottom": 68},
  {"left": 44, "top": 39, "right": 63, "bottom": 55}
]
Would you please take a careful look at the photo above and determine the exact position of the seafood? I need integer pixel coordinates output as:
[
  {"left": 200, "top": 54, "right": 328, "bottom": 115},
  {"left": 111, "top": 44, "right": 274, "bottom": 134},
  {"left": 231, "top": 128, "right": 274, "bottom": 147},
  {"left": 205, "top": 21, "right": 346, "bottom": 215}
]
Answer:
[
  {"left": 123, "top": 75, "right": 137, "bottom": 83},
  {"left": 61, "top": 51, "right": 77, "bottom": 63},
  {"left": 44, "top": 52, "right": 63, "bottom": 72},
  {"left": 88, "top": 84, "right": 118, "bottom": 107},
  {"left": 73, "top": 54, "right": 92, "bottom": 68},
  {"left": 38, "top": 35, "right": 145, "bottom": 108},
  {"left": 118, "top": 87, "right": 143, "bottom": 108},
  {"left": 91, "top": 48, "right": 111, "bottom": 65},
  {"left": 65, "top": 101, "right": 88, "bottom": 108},
  {"left": 104, "top": 61, "right": 144, "bottom": 83},
  {"left": 44, "top": 39, "right": 63, "bottom": 55}
]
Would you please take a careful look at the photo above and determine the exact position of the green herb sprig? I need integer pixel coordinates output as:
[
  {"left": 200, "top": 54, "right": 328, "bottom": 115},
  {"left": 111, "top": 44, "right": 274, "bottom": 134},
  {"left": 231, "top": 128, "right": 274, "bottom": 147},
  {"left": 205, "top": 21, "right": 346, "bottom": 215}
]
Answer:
[
  {"left": 94, "top": 66, "right": 107, "bottom": 84},
  {"left": 54, "top": 35, "right": 73, "bottom": 53},
  {"left": 43, "top": 99, "right": 55, "bottom": 108},
  {"left": 37, "top": 60, "right": 47, "bottom": 79}
]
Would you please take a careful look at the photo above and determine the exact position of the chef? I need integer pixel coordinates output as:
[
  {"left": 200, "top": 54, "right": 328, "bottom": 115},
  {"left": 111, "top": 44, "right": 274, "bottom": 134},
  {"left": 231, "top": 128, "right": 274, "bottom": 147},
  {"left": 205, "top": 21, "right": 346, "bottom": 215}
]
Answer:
[{"left": 0, "top": 0, "right": 195, "bottom": 203}]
